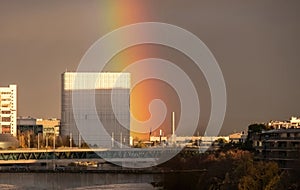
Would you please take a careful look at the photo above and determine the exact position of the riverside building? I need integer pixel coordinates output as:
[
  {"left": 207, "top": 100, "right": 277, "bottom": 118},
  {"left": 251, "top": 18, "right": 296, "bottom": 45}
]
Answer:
[
  {"left": 252, "top": 128, "right": 300, "bottom": 169},
  {"left": 61, "top": 72, "right": 130, "bottom": 148}
]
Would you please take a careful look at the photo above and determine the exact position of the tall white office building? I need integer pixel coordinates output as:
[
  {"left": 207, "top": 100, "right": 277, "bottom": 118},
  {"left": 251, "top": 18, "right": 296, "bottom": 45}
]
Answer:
[
  {"left": 0, "top": 84, "right": 17, "bottom": 136},
  {"left": 61, "top": 72, "right": 130, "bottom": 148}
]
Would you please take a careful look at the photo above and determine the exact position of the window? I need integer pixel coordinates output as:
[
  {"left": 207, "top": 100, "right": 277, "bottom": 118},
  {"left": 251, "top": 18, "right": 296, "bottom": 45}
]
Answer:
[{"left": 2, "top": 117, "right": 11, "bottom": 122}]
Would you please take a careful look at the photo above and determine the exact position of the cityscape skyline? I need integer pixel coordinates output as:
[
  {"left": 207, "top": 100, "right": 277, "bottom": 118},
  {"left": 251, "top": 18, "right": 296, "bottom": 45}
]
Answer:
[{"left": 1, "top": 1, "right": 300, "bottom": 135}]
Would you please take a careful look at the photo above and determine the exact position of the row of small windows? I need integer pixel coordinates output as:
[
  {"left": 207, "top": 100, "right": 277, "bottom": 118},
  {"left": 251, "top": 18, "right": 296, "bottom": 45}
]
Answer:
[
  {"left": 1, "top": 117, "right": 11, "bottom": 122},
  {"left": 0, "top": 98, "right": 11, "bottom": 101}
]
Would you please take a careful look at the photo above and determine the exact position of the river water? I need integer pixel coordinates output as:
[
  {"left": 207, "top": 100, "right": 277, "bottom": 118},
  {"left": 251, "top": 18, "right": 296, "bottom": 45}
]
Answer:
[{"left": 0, "top": 173, "right": 162, "bottom": 190}]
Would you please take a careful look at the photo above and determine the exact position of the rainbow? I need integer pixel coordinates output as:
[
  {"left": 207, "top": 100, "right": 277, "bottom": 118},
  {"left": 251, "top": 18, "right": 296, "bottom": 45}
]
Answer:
[{"left": 96, "top": 2, "right": 180, "bottom": 140}]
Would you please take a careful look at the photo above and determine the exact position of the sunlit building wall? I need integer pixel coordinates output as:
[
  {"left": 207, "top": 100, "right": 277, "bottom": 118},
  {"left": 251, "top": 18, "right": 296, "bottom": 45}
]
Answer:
[
  {"left": 0, "top": 84, "right": 17, "bottom": 136},
  {"left": 17, "top": 117, "right": 60, "bottom": 136},
  {"left": 36, "top": 118, "right": 60, "bottom": 137},
  {"left": 61, "top": 72, "right": 130, "bottom": 148}
]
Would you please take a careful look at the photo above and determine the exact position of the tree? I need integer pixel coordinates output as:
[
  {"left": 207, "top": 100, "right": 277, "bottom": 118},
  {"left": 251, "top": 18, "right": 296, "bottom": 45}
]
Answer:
[
  {"left": 237, "top": 161, "right": 281, "bottom": 190},
  {"left": 248, "top": 123, "right": 267, "bottom": 133},
  {"left": 215, "top": 138, "right": 228, "bottom": 147},
  {"left": 243, "top": 123, "right": 269, "bottom": 150}
]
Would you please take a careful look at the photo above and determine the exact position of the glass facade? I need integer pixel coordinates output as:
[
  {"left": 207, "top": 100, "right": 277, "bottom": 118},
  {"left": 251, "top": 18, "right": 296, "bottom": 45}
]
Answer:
[{"left": 61, "top": 72, "right": 130, "bottom": 148}]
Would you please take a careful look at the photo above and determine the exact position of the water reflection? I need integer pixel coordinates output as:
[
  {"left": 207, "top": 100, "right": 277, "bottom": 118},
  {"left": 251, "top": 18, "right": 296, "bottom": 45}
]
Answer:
[
  {"left": 0, "top": 173, "right": 161, "bottom": 190},
  {"left": 68, "top": 183, "right": 155, "bottom": 190}
]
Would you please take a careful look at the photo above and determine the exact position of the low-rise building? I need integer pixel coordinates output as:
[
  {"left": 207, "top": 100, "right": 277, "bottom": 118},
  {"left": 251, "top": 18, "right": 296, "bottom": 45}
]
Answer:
[
  {"left": 229, "top": 131, "right": 247, "bottom": 143},
  {"left": 17, "top": 116, "right": 36, "bottom": 126},
  {"left": 36, "top": 118, "right": 60, "bottom": 137},
  {"left": 18, "top": 125, "right": 43, "bottom": 135},
  {"left": 268, "top": 116, "right": 300, "bottom": 129},
  {"left": 148, "top": 135, "right": 229, "bottom": 151},
  {"left": 17, "top": 117, "right": 60, "bottom": 137}
]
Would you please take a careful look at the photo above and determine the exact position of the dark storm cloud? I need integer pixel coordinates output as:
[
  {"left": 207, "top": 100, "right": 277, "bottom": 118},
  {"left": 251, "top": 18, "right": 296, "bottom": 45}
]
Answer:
[{"left": 0, "top": 0, "right": 299, "bottom": 134}]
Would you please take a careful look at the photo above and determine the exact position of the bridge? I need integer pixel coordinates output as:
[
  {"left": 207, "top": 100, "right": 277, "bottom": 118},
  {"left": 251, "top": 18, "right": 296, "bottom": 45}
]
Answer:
[{"left": 0, "top": 148, "right": 193, "bottom": 167}]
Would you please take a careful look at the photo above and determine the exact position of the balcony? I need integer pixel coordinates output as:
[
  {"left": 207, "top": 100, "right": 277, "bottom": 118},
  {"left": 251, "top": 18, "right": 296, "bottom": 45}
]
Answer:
[
  {"left": 257, "top": 147, "right": 300, "bottom": 152},
  {"left": 264, "top": 137, "right": 300, "bottom": 141}
]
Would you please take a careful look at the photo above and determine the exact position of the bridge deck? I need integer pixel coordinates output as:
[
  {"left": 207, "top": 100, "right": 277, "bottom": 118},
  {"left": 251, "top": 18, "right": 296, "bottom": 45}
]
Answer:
[{"left": 0, "top": 148, "right": 191, "bottom": 164}]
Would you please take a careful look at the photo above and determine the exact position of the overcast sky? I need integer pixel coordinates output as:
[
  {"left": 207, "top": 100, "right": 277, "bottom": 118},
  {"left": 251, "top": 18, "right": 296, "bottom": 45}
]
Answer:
[{"left": 1, "top": 1, "right": 300, "bottom": 135}]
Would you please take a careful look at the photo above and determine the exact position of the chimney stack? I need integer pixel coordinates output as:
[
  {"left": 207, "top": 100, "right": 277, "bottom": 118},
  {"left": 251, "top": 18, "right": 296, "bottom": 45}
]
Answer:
[
  {"left": 172, "top": 111, "right": 175, "bottom": 136},
  {"left": 171, "top": 112, "right": 176, "bottom": 144}
]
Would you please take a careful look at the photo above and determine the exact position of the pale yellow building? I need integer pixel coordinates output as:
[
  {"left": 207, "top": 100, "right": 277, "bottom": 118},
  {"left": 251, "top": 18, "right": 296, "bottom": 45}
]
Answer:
[{"left": 36, "top": 118, "right": 60, "bottom": 136}]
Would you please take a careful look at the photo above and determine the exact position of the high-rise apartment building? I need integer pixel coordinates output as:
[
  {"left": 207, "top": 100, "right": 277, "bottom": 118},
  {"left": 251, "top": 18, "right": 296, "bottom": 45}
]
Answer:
[
  {"left": 0, "top": 84, "right": 17, "bottom": 136},
  {"left": 61, "top": 72, "right": 130, "bottom": 148}
]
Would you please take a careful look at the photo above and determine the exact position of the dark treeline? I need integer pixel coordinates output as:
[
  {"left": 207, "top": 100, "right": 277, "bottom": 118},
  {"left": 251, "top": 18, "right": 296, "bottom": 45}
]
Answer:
[{"left": 158, "top": 148, "right": 300, "bottom": 190}]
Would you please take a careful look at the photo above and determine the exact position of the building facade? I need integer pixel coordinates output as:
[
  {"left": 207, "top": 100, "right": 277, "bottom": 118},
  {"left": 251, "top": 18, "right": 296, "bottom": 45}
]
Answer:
[
  {"left": 36, "top": 118, "right": 60, "bottom": 137},
  {"left": 268, "top": 116, "right": 300, "bottom": 129},
  {"left": 17, "top": 117, "right": 60, "bottom": 137},
  {"left": 17, "top": 125, "right": 43, "bottom": 136},
  {"left": 229, "top": 131, "right": 247, "bottom": 143},
  {"left": 61, "top": 72, "right": 130, "bottom": 148},
  {"left": 17, "top": 116, "right": 36, "bottom": 126},
  {"left": 0, "top": 84, "right": 17, "bottom": 136},
  {"left": 252, "top": 128, "right": 300, "bottom": 169}
]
